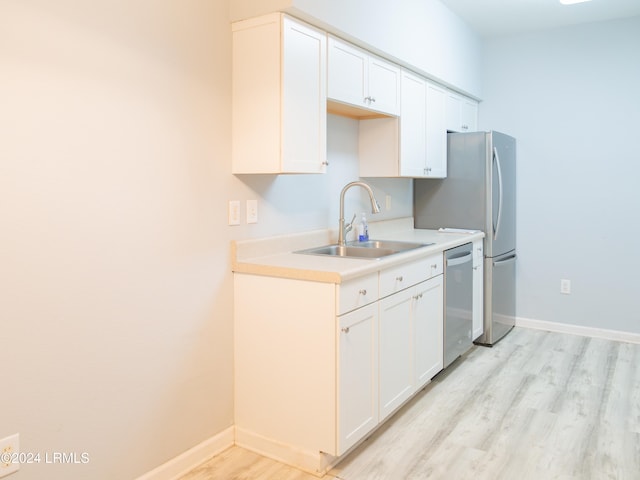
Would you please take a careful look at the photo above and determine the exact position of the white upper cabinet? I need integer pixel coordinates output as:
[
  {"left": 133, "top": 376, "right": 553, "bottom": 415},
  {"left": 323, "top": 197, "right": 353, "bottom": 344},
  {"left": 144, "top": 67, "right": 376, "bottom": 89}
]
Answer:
[
  {"left": 398, "top": 71, "right": 427, "bottom": 177},
  {"left": 328, "top": 36, "right": 400, "bottom": 117},
  {"left": 359, "top": 70, "right": 447, "bottom": 178},
  {"left": 446, "top": 91, "right": 478, "bottom": 133},
  {"left": 232, "top": 14, "right": 327, "bottom": 174},
  {"left": 423, "top": 79, "right": 447, "bottom": 178}
]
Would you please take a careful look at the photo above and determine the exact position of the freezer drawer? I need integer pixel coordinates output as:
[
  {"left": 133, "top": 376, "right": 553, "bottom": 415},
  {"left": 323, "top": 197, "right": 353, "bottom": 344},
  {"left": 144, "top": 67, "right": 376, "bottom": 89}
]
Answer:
[{"left": 476, "top": 252, "right": 516, "bottom": 346}]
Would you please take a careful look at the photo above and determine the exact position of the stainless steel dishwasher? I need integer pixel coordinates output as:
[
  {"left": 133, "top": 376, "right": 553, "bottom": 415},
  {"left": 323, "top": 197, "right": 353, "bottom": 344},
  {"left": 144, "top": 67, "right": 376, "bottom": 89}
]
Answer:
[{"left": 444, "top": 243, "right": 474, "bottom": 368}]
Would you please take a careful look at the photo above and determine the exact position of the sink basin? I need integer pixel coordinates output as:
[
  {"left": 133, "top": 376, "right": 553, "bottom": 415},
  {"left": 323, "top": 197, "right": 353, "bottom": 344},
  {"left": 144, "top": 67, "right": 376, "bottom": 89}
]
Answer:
[
  {"left": 354, "top": 240, "right": 431, "bottom": 251},
  {"left": 295, "top": 240, "right": 434, "bottom": 259}
]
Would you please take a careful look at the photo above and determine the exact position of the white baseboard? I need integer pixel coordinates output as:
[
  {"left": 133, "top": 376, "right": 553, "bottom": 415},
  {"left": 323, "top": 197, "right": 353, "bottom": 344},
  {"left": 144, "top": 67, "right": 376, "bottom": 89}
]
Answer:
[
  {"left": 136, "top": 426, "right": 235, "bottom": 480},
  {"left": 516, "top": 317, "right": 640, "bottom": 345},
  {"left": 234, "top": 426, "right": 335, "bottom": 477}
]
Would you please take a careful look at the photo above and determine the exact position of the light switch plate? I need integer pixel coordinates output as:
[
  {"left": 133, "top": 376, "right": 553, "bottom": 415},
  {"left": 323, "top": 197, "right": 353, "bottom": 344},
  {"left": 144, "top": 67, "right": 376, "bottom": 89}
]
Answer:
[
  {"left": 228, "top": 200, "right": 240, "bottom": 226},
  {"left": 246, "top": 200, "right": 258, "bottom": 224}
]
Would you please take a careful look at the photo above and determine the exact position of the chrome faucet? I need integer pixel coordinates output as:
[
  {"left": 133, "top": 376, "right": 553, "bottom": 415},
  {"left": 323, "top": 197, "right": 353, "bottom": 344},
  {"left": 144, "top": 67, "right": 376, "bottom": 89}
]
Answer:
[{"left": 338, "top": 181, "right": 381, "bottom": 245}]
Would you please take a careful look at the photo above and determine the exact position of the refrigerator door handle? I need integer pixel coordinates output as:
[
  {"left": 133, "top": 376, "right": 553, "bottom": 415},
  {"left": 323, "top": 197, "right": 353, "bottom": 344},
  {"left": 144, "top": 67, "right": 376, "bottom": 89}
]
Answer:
[
  {"left": 446, "top": 251, "right": 473, "bottom": 267},
  {"left": 492, "top": 254, "right": 517, "bottom": 266},
  {"left": 493, "top": 146, "right": 504, "bottom": 241}
]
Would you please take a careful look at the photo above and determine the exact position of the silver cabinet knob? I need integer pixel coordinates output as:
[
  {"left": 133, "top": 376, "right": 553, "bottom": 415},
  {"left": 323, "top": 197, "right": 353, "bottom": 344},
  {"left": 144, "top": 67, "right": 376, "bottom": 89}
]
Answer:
[
  {"left": 341, "top": 327, "right": 350, "bottom": 333},
  {"left": 396, "top": 276, "right": 403, "bottom": 282},
  {"left": 359, "top": 289, "right": 367, "bottom": 296}
]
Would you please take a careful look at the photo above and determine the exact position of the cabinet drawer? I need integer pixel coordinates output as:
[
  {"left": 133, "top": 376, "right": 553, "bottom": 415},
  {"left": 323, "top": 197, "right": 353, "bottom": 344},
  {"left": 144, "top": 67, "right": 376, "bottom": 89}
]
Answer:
[
  {"left": 425, "top": 254, "right": 443, "bottom": 279},
  {"left": 337, "top": 273, "right": 379, "bottom": 315},
  {"left": 379, "top": 254, "right": 443, "bottom": 299},
  {"left": 380, "top": 262, "right": 423, "bottom": 298}
]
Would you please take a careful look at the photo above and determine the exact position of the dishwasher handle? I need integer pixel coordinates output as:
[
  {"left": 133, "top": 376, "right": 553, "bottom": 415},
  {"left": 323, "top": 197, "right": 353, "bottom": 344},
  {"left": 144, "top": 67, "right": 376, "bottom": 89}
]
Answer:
[{"left": 446, "top": 251, "right": 473, "bottom": 267}]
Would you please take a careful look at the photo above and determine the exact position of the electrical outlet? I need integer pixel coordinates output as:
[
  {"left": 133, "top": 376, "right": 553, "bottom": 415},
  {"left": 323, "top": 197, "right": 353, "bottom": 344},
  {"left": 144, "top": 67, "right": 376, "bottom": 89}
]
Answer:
[
  {"left": 228, "top": 200, "right": 240, "bottom": 226},
  {"left": 560, "top": 279, "right": 571, "bottom": 295},
  {"left": 0, "top": 433, "right": 20, "bottom": 477},
  {"left": 246, "top": 200, "right": 258, "bottom": 224}
]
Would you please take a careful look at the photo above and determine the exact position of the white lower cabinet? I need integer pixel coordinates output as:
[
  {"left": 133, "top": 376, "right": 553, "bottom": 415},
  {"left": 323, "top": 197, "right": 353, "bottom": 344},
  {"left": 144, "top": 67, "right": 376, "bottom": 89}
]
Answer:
[
  {"left": 338, "top": 303, "right": 379, "bottom": 453},
  {"left": 234, "top": 253, "right": 444, "bottom": 475},
  {"left": 413, "top": 276, "right": 444, "bottom": 388},
  {"left": 378, "top": 288, "right": 414, "bottom": 420},
  {"left": 378, "top": 273, "right": 444, "bottom": 420},
  {"left": 472, "top": 240, "right": 484, "bottom": 340}
]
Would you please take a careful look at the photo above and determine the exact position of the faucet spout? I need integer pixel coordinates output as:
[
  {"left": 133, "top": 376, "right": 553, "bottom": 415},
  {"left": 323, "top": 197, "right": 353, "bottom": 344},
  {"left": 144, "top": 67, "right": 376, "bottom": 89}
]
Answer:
[{"left": 338, "top": 181, "right": 381, "bottom": 245}]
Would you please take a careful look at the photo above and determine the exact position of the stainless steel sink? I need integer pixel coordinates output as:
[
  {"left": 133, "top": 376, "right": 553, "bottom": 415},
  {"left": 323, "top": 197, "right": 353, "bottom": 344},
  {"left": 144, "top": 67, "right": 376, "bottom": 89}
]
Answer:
[
  {"left": 295, "top": 240, "right": 434, "bottom": 259},
  {"left": 354, "top": 240, "right": 430, "bottom": 251}
]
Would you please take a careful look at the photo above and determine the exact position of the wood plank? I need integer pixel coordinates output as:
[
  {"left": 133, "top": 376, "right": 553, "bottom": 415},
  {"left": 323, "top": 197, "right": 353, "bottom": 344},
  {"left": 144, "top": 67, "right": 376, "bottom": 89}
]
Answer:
[{"left": 180, "top": 327, "right": 640, "bottom": 479}]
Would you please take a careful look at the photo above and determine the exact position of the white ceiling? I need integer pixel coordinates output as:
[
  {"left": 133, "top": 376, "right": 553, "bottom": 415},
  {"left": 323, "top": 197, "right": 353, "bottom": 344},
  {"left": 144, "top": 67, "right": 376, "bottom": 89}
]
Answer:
[{"left": 439, "top": 0, "right": 640, "bottom": 38}]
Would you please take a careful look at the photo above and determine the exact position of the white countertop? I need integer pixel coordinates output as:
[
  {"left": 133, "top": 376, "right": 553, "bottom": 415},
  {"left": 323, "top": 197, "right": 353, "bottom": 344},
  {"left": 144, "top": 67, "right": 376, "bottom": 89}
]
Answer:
[{"left": 231, "top": 217, "right": 484, "bottom": 284}]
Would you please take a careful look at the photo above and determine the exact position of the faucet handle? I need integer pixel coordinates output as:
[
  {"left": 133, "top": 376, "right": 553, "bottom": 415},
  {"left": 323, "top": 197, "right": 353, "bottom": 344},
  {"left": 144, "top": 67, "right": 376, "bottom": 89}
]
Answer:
[{"left": 345, "top": 213, "right": 356, "bottom": 233}]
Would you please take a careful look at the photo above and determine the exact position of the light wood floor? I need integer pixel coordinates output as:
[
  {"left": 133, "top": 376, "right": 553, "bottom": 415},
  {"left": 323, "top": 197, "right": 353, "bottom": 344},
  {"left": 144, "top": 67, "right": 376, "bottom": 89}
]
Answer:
[{"left": 180, "top": 327, "right": 640, "bottom": 480}]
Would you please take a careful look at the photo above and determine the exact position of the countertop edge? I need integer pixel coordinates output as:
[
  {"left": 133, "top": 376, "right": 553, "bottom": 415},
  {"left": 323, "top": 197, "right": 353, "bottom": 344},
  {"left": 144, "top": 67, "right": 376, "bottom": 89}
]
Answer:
[{"left": 231, "top": 221, "right": 484, "bottom": 284}]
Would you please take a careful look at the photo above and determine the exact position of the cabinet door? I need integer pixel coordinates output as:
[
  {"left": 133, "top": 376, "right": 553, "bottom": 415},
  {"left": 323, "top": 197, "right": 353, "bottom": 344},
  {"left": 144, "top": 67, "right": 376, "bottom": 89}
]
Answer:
[
  {"left": 445, "top": 92, "right": 462, "bottom": 132},
  {"left": 446, "top": 91, "right": 478, "bottom": 132},
  {"left": 282, "top": 17, "right": 327, "bottom": 173},
  {"left": 378, "top": 289, "right": 414, "bottom": 421},
  {"left": 414, "top": 276, "right": 444, "bottom": 388},
  {"left": 461, "top": 98, "right": 478, "bottom": 132},
  {"left": 472, "top": 241, "right": 484, "bottom": 340},
  {"left": 327, "top": 37, "right": 368, "bottom": 109},
  {"left": 367, "top": 56, "right": 400, "bottom": 116},
  {"left": 425, "top": 82, "right": 447, "bottom": 178},
  {"left": 338, "top": 303, "right": 379, "bottom": 455},
  {"left": 232, "top": 14, "right": 327, "bottom": 174},
  {"left": 399, "top": 71, "right": 427, "bottom": 177}
]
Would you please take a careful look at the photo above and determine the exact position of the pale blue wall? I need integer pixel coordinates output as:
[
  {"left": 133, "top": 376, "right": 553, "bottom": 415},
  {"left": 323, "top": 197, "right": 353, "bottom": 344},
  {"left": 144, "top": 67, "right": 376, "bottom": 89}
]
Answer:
[{"left": 479, "top": 16, "right": 640, "bottom": 333}]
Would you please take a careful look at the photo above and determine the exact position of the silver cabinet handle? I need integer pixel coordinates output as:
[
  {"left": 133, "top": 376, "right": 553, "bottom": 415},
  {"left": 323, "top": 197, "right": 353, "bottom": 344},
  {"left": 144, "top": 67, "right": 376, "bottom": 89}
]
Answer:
[
  {"left": 431, "top": 264, "right": 438, "bottom": 269},
  {"left": 359, "top": 289, "right": 367, "bottom": 296},
  {"left": 396, "top": 276, "right": 403, "bottom": 282},
  {"left": 370, "top": 97, "right": 376, "bottom": 103},
  {"left": 341, "top": 327, "right": 350, "bottom": 333},
  {"left": 413, "top": 293, "right": 423, "bottom": 300},
  {"left": 322, "top": 161, "right": 329, "bottom": 166}
]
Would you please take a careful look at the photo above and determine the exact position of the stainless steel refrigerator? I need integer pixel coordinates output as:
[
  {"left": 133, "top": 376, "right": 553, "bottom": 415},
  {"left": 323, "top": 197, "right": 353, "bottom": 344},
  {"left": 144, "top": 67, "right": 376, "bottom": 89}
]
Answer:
[{"left": 414, "top": 131, "right": 516, "bottom": 346}]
